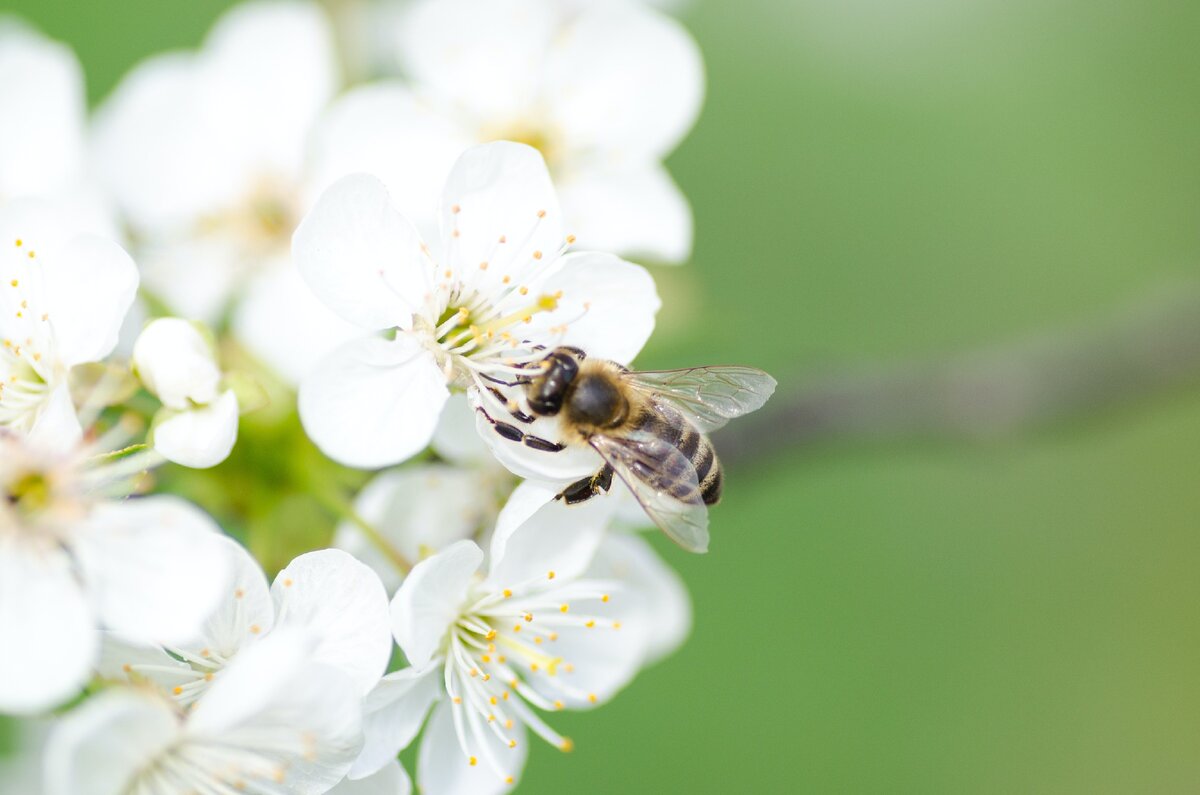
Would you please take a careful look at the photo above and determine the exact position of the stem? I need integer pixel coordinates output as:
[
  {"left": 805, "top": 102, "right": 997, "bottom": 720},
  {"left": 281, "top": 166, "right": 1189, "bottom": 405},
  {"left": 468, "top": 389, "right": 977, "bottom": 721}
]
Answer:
[
  {"left": 309, "top": 480, "right": 413, "bottom": 575},
  {"left": 718, "top": 283, "right": 1200, "bottom": 467}
]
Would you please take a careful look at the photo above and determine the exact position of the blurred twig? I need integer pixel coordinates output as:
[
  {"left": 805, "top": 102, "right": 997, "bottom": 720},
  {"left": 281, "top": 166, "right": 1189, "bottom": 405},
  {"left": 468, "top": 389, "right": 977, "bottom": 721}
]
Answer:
[{"left": 717, "top": 284, "right": 1200, "bottom": 467}]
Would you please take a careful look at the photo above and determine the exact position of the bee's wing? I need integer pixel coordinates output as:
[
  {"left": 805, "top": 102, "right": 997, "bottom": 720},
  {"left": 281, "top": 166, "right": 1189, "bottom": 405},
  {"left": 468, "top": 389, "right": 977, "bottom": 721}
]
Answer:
[
  {"left": 589, "top": 432, "right": 710, "bottom": 554},
  {"left": 623, "top": 366, "right": 777, "bottom": 433}
]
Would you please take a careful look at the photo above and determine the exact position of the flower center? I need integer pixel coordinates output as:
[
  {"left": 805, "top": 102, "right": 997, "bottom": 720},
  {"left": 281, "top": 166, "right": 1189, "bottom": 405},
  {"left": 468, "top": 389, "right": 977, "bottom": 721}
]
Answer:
[
  {"left": 436, "top": 575, "right": 620, "bottom": 780},
  {"left": 196, "top": 177, "right": 297, "bottom": 264}
]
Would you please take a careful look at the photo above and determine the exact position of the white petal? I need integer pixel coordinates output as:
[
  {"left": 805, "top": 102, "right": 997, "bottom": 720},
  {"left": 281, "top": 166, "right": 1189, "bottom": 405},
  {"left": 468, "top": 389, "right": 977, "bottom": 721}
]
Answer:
[
  {"left": 487, "top": 480, "right": 613, "bottom": 586},
  {"left": 43, "top": 690, "right": 180, "bottom": 795},
  {"left": 92, "top": 52, "right": 242, "bottom": 230},
  {"left": 0, "top": 539, "right": 95, "bottom": 714},
  {"left": 95, "top": 632, "right": 193, "bottom": 689},
  {"left": 41, "top": 234, "right": 139, "bottom": 368},
  {"left": 27, "top": 384, "right": 83, "bottom": 452},
  {"left": 298, "top": 333, "right": 448, "bottom": 468},
  {"left": 271, "top": 549, "right": 393, "bottom": 696},
  {"left": 544, "top": 2, "right": 703, "bottom": 161},
  {"left": 309, "top": 83, "right": 473, "bottom": 230},
  {"left": 439, "top": 142, "right": 565, "bottom": 290},
  {"left": 0, "top": 21, "right": 85, "bottom": 198},
  {"left": 335, "top": 464, "right": 498, "bottom": 592},
  {"left": 73, "top": 496, "right": 230, "bottom": 645},
  {"left": 417, "top": 699, "right": 527, "bottom": 795},
  {"left": 350, "top": 665, "right": 441, "bottom": 779},
  {"left": 192, "top": 534, "right": 274, "bottom": 660},
  {"left": 132, "top": 317, "right": 220, "bottom": 408},
  {"left": 469, "top": 387, "right": 601, "bottom": 482},
  {"left": 293, "top": 173, "right": 430, "bottom": 331},
  {"left": 399, "top": 0, "right": 557, "bottom": 120},
  {"left": 187, "top": 630, "right": 363, "bottom": 791},
  {"left": 199, "top": 0, "right": 338, "bottom": 177},
  {"left": 431, "top": 392, "right": 493, "bottom": 465},
  {"left": 231, "top": 259, "right": 363, "bottom": 385},
  {"left": 390, "top": 540, "right": 482, "bottom": 667},
  {"left": 525, "top": 251, "right": 659, "bottom": 365},
  {"left": 152, "top": 390, "right": 240, "bottom": 469},
  {"left": 333, "top": 760, "right": 412, "bottom": 795},
  {"left": 588, "top": 533, "right": 691, "bottom": 666},
  {"left": 557, "top": 165, "right": 693, "bottom": 264}
]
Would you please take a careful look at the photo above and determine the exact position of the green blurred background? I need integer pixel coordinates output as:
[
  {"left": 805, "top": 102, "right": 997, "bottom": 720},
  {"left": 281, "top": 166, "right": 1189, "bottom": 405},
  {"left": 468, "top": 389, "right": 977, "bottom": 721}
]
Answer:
[{"left": 7, "top": 0, "right": 1200, "bottom": 791}]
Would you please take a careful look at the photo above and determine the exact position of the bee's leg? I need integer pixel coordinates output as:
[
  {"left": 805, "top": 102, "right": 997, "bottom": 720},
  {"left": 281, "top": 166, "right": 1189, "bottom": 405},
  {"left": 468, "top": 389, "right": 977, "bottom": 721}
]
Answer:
[
  {"left": 485, "top": 386, "right": 535, "bottom": 424},
  {"left": 476, "top": 407, "right": 565, "bottom": 452},
  {"left": 479, "top": 373, "right": 531, "bottom": 388},
  {"left": 556, "top": 465, "right": 614, "bottom": 505}
]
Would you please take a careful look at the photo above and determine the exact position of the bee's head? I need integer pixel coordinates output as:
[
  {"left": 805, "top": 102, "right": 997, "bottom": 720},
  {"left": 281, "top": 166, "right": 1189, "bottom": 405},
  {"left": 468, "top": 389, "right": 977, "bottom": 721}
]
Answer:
[{"left": 526, "top": 348, "right": 582, "bottom": 416}]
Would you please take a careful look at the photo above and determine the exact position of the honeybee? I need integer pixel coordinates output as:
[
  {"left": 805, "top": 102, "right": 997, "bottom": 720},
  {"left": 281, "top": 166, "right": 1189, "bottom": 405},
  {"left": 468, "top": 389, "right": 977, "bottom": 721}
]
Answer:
[{"left": 476, "top": 346, "right": 776, "bottom": 553}]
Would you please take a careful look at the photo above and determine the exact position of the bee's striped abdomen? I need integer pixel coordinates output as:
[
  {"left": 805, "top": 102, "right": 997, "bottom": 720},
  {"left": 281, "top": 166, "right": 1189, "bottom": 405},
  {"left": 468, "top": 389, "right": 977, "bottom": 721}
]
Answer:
[{"left": 633, "top": 404, "right": 724, "bottom": 505}]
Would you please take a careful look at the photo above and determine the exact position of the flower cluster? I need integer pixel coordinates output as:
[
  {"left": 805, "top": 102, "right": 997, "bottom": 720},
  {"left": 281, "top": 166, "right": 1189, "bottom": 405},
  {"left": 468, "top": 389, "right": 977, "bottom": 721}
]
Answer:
[{"left": 0, "top": 2, "right": 772, "bottom": 794}]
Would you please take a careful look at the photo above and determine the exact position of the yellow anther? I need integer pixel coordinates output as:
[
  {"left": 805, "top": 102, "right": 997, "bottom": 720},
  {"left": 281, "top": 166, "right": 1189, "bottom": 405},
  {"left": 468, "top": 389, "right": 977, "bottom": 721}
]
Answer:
[
  {"left": 469, "top": 668, "right": 478, "bottom": 678},
  {"left": 502, "top": 589, "right": 513, "bottom": 598},
  {"left": 506, "top": 776, "right": 515, "bottom": 784},
  {"left": 588, "top": 693, "right": 597, "bottom": 704},
  {"left": 14, "top": 239, "right": 20, "bottom": 246},
  {"left": 453, "top": 696, "right": 462, "bottom": 704},
  {"left": 537, "top": 209, "right": 546, "bottom": 218},
  {"left": 488, "top": 714, "right": 495, "bottom": 723},
  {"left": 451, "top": 204, "right": 461, "bottom": 214},
  {"left": 513, "top": 624, "right": 522, "bottom": 633},
  {"left": 601, "top": 594, "right": 609, "bottom": 603},
  {"left": 26, "top": 251, "right": 34, "bottom": 259},
  {"left": 482, "top": 673, "right": 491, "bottom": 682},
  {"left": 201, "top": 649, "right": 210, "bottom": 657},
  {"left": 498, "top": 655, "right": 507, "bottom": 664},
  {"left": 554, "top": 699, "right": 564, "bottom": 710},
  {"left": 490, "top": 696, "right": 498, "bottom": 705},
  {"left": 530, "top": 663, "right": 539, "bottom": 672},
  {"left": 560, "top": 738, "right": 574, "bottom": 753},
  {"left": 9, "top": 280, "right": 16, "bottom": 288},
  {"left": 504, "top": 717, "right": 513, "bottom": 727},
  {"left": 250, "top": 624, "right": 261, "bottom": 634},
  {"left": 613, "top": 621, "right": 622, "bottom": 630},
  {"left": 173, "top": 686, "right": 183, "bottom": 695},
  {"left": 585, "top": 620, "right": 595, "bottom": 628},
  {"left": 486, "top": 629, "right": 497, "bottom": 640},
  {"left": 469, "top": 757, "right": 477, "bottom": 767},
  {"left": 560, "top": 604, "right": 569, "bottom": 613},
  {"left": 508, "top": 739, "right": 518, "bottom": 748},
  {"left": 532, "top": 250, "right": 543, "bottom": 260},
  {"left": 122, "top": 664, "right": 132, "bottom": 673},
  {"left": 499, "top": 235, "right": 507, "bottom": 243},
  {"left": 518, "top": 286, "right": 528, "bottom": 296},
  {"left": 205, "top": 673, "right": 213, "bottom": 681},
  {"left": 534, "top": 637, "right": 543, "bottom": 645},
  {"left": 510, "top": 679, "right": 519, "bottom": 689},
  {"left": 564, "top": 664, "right": 575, "bottom": 673},
  {"left": 523, "top": 612, "right": 533, "bottom": 622},
  {"left": 547, "top": 570, "right": 556, "bottom": 580},
  {"left": 283, "top": 579, "right": 294, "bottom": 587},
  {"left": 479, "top": 261, "right": 488, "bottom": 270},
  {"left": 482, "top": 655, "right": 492, "bottom": 663},
  {"left": 502, "top": 693, "right": 510, "bottom": 703},
  {"left": 234, "top": 589, "right": 245, "bottom": 599},
  {"left": 548, "top": 632, "right": 558, "bottom": 641},
  {"left": 566, "top": 234, "right": 576, "bottom": 244}
]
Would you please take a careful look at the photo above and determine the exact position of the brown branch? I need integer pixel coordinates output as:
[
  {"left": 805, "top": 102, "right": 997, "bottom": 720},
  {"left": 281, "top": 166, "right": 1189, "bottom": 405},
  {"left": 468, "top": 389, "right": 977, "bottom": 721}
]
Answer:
[{"left": 715, "top": 283, "right": 1200, "bottom": 467}]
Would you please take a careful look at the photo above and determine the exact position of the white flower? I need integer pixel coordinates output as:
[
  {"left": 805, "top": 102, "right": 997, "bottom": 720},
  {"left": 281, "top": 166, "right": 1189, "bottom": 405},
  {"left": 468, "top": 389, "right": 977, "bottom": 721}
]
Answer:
[
  {"left": 0, "top": 429, "right": 229, "bottom": 715},
  {"left": 294, "top": 141, "right": 660, "bottom": 469},
  {"left": 45, "top": 630, "right": 363, "bottom": 795},
  {"left": 311, "top": 0, "right": 704, "bottom": 263},
  {"left": 132, "top": 318, "right": 239, "bottom": 468},
  {"left": 0, "top": 199, "right": 138, "bottom": 445},
  {"left": 91, "top": 0, "right": 359, "bottom": 383},
  {"left": 352, "top": 483, "right": 656, "bottom": 793},
  {"left": 101, "top": 541, "right": 393, "bottom": 707}
]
